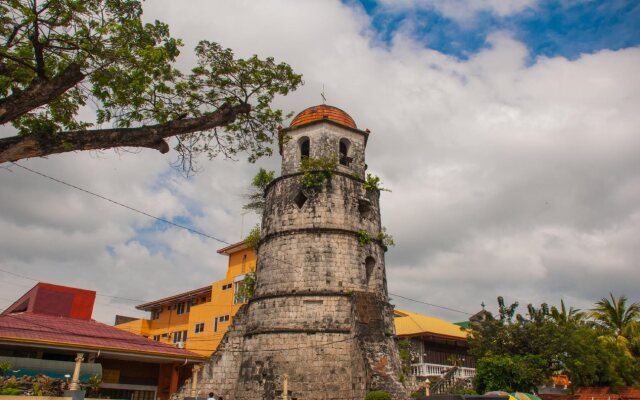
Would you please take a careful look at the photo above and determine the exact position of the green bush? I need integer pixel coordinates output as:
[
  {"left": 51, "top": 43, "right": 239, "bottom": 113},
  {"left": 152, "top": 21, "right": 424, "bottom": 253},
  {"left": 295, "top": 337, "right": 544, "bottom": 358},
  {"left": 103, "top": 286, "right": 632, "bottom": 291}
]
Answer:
[
  {"left": 235, "top": 271, "right": 256, "bottom": 302},
  {"left": 245, "top": 225, "right": 261, "bottom": 250},
  {"left": 398, "top": 338, "right": 411, "bottom": 375},
  {"left": 243, "top": 168, "right": 275, "bottom": 214},
  {"left": 377, "top": 227, "right": 395, "bottom": 247},
  {"left": 363, "top": 173, "right": 391, "bottom": 192},
  {"left": 474, "top": 354, "right": 547, "bottom": 393},
  {"left": 0, "top": 388, "right": 24, "bottom": 395},
  {"left": 365, "top": 390, "right": 392, "bottom": 400},
  {"left": 0, "top": 361, "right": 10, "bottom": 376},
  {"left": 300, "top": 155, "right": 337, "bottom": 189},
  {"left": 357, "top": 229, "right": 371, "bottom": 246}
]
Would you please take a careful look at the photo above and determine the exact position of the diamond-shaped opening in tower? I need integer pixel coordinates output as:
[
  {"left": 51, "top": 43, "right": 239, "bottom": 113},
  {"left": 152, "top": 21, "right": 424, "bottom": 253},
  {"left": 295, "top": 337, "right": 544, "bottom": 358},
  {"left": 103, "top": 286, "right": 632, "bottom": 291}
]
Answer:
[
  {"left": 358, "top": 198, "right": 372, "bottom": 219},
  {"left": 294, "top": 191, "right": 308, "bottom": 208}
]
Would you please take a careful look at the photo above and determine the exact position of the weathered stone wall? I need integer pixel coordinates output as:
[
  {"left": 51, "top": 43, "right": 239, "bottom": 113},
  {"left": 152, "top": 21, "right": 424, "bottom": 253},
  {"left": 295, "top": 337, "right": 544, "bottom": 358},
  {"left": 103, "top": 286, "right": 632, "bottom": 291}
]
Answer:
[
  {"left": 352, "top": 292, "right": 406, "bottom": 398},
  {"left": 234, "top": 332, "right": 366, "bottom": 399},
  {"left": 255, "top": 233, "right": 388, "bottom": 296},
  {"left": 177, "top": 305, "right": 249, "bottom": 400},
  {"left": 281, "top": 122, "right": 368, "bottom": 179},
  {"left": 178, "top": 293, "right": 404, "bottom": 400},
  {"left": 262, "top": 174, "right": 381, "bottom": 237},
  {"left": 244, "top": 294, "right": 352, "bottom": 333}
]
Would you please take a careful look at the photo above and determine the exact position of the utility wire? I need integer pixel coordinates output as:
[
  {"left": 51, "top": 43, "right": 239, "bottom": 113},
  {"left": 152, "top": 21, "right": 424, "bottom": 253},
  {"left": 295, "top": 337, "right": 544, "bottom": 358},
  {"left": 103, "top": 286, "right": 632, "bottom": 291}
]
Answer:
[
  {"left": 11, "top": 162, "right": 230, "bottom": 245},
  {"left": 7, "top": 163, "right": 472, "bottom": 317},
  {"left": 258, "top": 253, "right": 473, "bottom": 316},
  {"left": 0, "top": 267, "right": 147, "bottom": 303},
  {"left": 388, "top": 293, "right": 472, "bottom": 316}
]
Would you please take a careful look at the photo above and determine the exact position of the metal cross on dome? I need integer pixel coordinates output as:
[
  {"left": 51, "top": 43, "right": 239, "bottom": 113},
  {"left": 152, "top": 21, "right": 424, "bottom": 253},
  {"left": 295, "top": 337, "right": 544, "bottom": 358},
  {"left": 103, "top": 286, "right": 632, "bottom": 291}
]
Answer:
[{"left": 321, "top": 85, "right": 326, "bottom": 104}]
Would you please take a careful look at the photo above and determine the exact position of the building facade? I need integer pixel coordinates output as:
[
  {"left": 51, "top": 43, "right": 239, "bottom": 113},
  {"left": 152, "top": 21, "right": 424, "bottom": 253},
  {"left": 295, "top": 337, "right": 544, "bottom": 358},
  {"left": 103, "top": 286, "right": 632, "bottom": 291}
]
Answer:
[
  {"left": 394, "top": 310, "right": 475, "bottom": 381},
  {"left": 115, "top": 242, "right": 256, "bottom": 357},
  {"left": 0, "top": 283, "right": 204, "bottom": 400}
]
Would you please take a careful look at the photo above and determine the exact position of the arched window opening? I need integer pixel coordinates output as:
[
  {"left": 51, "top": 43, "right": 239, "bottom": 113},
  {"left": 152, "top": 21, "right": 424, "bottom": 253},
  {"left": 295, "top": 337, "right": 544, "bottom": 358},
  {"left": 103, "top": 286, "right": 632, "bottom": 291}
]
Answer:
[
  {"left": 300, "top": 137, "right": 310, "bottom": 158},
  {"left": 365, "top": 256, "right": 376, "bottom": 285},
  {"left": 339, "top": 138, "right": 351, "bottom": 166},
  {"left": 358, "top": 198, "right": 372, "bottom": 219}
]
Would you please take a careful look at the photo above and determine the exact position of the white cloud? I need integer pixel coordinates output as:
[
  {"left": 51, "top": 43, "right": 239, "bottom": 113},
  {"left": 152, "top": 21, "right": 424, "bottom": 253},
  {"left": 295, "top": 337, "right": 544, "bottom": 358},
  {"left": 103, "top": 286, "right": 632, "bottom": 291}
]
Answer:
[{"left": 1, "top": 0, "right": 638, "bottom": 324}]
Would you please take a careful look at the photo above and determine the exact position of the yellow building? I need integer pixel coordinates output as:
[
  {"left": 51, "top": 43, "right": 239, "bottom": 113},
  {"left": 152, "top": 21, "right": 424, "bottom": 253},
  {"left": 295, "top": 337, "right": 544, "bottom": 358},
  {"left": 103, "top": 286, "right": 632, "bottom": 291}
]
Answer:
[
  {"left": 115, "top": 241, "right": 256, "bottom": 357},
  {"left": 394, "top": 309, "right": 475, "bottom": 379}
]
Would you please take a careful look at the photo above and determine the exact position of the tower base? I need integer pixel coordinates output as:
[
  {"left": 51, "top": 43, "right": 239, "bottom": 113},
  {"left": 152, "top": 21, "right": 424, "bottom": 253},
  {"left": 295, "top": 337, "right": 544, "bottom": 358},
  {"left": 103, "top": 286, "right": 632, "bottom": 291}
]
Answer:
[{"left": 174, "top": 292, "right": 407, "bottom": 400}]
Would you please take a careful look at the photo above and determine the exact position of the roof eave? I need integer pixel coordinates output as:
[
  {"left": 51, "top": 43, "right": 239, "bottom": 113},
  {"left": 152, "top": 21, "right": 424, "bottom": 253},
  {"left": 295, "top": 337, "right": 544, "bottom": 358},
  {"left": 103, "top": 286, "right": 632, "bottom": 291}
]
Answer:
[
  {"left": 0, "top": 337, "right": 206, "bottom": 362},
  {"left": 135, "top": 286, "right": 212, "bottom": 311},
  {"left": 216, "top": 241, "right": 249, "bottom": 255},
  {"left": 396, "top": 331, "right": 468, "bottom": 342}
]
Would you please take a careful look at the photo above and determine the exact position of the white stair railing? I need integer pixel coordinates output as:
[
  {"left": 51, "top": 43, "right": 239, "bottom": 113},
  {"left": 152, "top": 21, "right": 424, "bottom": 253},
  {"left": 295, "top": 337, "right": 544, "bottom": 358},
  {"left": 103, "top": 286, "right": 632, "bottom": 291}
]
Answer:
[{"left": 411, "top": 363, "right": 476, "bottom": 378}]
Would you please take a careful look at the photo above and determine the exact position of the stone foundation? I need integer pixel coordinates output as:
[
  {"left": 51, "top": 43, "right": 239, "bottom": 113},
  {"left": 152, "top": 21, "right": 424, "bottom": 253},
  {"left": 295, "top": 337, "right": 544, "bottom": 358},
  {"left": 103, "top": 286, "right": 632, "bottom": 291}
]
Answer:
[{"left": 175, "top": 292, "right": 405, "bottom": 400}]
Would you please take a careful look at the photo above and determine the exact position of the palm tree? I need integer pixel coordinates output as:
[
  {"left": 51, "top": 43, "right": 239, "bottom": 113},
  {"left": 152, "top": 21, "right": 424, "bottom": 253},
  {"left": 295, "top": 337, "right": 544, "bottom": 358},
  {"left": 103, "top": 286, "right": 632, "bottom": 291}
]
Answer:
[
  {"left": 591, "top": 293, "right": 640, "bottom": 337},
  {"left": 550, "top": 299, "right": 585, "bottom": 325}
]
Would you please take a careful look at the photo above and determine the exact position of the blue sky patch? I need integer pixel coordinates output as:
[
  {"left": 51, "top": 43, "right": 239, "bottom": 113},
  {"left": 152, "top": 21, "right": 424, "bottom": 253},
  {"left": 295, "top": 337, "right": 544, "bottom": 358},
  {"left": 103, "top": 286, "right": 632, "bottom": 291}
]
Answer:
[
  {"left": 127, "top": 215, "right": 201, "bottom": 257},
  {"left": 351, "top": 0, "right": 640, "bottom": 60}
]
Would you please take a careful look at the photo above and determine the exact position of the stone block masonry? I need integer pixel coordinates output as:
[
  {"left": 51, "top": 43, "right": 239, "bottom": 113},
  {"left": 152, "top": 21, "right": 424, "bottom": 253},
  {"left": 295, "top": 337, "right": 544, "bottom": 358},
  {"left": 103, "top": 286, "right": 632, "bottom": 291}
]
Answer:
[{"left": 173, "top": 109, "right": 407, "bottom": 399}]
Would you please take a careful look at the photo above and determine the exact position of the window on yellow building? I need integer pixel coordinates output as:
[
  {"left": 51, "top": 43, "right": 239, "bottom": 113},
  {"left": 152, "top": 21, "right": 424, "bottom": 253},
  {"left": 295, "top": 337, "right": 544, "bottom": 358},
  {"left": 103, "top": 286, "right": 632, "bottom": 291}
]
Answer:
[
  {"left": 234, "top": 280, "right": 249, "bottom": 304},
  {"left": 176, "top": 302, "right": 185, "bottom": 315},
  {"left": 151, "top": 309, "right": 160, "bottom": 320},
  {"left": 195, "top": 323, "right": 205, "bottom": 333},
  {"left": 213, "top": 315, "right": 229, "bottom": 332},
  {"left": 153, "top": 335, "right": 160, "bottom": 341},
  {"left": 173, "top": 330, "right": 188, "bottom": 343},
  {"left": 222, "top": 283, "right": 232, "bottom": 290}
]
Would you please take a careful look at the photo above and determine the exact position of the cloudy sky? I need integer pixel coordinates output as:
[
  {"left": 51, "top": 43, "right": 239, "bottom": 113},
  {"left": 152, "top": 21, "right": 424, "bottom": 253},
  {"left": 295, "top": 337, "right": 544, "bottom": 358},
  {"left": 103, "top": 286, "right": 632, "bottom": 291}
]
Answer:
[{"left": 1, "top": 0, "right": 639, "bottom": 324}]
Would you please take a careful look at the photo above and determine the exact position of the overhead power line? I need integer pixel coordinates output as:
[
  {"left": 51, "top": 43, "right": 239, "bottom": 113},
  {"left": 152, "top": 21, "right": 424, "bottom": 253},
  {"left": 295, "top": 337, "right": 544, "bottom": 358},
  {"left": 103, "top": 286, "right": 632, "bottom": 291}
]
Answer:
[
  {"left": 388, "top": 292, "right": 472, "bottom": 316},
  {"left": 0, "top": 267, "right": 147, "bottom": 303},
  {"left": 259, "top": 254, "right": 473, "bottom": 316},
  {"left": 7, "top": 163, "right": 473, "bottom": 318},
  {"left": 11, "top": 162, "right": 230, "bottom": 245}
]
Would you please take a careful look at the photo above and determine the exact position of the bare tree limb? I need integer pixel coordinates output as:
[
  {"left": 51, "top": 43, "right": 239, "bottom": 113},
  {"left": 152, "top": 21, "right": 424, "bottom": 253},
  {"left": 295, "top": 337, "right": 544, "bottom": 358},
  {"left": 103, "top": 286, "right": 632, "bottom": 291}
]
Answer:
[
  {"left": 0, "top": 103, "right": 251, "bottom": 163},
  {"left": 0, "top": 62, "right": 85, "bottom": 124}
]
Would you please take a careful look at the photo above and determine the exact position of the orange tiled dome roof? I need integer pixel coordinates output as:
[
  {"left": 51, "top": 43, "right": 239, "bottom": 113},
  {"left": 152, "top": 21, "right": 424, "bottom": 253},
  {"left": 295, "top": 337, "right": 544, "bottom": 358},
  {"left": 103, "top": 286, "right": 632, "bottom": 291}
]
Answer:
[{"left": 290, "top": 105, "right": 356, "bottom": 129}]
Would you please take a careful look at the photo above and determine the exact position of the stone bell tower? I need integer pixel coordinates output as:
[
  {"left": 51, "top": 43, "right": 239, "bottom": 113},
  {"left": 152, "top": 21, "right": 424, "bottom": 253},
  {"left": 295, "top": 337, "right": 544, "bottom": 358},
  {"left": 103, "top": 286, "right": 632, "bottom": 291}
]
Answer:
[{"left": 181, "top": 105, "right": 406, "bottom": 400}]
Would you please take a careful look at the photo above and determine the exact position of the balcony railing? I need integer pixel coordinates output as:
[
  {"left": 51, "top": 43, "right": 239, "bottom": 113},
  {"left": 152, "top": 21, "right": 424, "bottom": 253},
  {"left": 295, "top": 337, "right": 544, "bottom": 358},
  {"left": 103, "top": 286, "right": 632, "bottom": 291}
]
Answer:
[{"left": 411, "top": 363, "right": 476, "bottom": 379}]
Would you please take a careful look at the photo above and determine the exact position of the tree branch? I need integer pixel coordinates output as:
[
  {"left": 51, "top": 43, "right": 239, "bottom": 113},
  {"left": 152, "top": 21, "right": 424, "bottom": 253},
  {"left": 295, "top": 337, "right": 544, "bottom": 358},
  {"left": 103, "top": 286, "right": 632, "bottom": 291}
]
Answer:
[
  {"left": 0, "top": 62, "right": 85, "bottom": 124},
  {"left": 30, "top": 0, "right": 46, "bottom": 79},
  {"left": 0, "top": 103, "right": 251, "bottom": 163}
]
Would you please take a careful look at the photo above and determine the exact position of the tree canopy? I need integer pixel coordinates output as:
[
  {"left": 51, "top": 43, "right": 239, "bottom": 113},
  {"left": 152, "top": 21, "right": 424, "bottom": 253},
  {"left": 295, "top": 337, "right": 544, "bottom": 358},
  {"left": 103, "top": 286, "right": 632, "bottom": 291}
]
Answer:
[
  {"left": 0, "top": 0, "right": 302, "bottom": 171},
  {"left": 468, "top": 294, "right": 640, "bottom": 392},
  {"left": 591, "top": 293, "right": 640, "bottom": 338}
]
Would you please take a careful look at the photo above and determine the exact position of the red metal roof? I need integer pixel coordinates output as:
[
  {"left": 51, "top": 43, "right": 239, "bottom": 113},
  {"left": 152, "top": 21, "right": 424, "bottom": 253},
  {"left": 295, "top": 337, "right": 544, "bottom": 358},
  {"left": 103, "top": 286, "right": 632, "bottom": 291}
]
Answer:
[
  {"left": 2, "top": 282, "right": 96, "bottom": 320},
  {"left": 0, "top": 312, "right": 204, "bottom": 360},
  {"left": 290, "top": 105, "right": 357, "bottom": 129}
]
